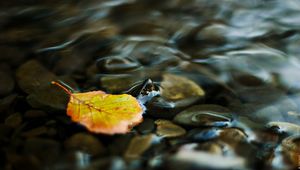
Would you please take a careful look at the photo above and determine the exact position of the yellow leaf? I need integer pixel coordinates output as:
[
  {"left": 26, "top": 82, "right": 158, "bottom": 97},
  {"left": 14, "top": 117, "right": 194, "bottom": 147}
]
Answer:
[{"left": 52, "top": 81, "right": 143, "bottom": 135}]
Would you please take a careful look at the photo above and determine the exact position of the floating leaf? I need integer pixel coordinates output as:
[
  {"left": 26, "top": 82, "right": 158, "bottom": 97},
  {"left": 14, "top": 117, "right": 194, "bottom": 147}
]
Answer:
[{"left": 52, "top": 81, "right": 143, "bottom": 135}]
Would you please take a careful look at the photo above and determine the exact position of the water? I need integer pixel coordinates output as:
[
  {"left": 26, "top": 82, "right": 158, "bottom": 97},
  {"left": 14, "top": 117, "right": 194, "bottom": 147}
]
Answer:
[{"left": 1, "top": 0, "right": 300, "bottom": 170}]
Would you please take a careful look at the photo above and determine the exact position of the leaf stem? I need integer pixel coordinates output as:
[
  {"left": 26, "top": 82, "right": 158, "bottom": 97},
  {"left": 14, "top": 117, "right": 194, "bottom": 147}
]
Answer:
[{"left": 51, "top": 81, "right": 73, "bottom": 96}]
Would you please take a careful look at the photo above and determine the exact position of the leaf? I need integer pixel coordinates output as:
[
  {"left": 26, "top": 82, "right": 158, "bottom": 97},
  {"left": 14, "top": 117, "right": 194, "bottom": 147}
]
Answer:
[{"left": 51, "top": 81, "right": 144, "bottom": 135}]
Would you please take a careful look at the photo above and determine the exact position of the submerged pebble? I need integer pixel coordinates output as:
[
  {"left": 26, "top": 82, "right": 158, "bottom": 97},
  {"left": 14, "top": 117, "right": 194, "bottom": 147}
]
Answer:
[
  {"left": 124, "top": 134, "right": 154, "bottom": 161},
  {"left": 154, "top": 119, "right": 186, "bottom": 138},
  {"left": 161, "top": 73, "right": 205, "bottom": 101},
  {"left": 174, "top": 104, "right": 234, "bottom": 127},
  {"left": 64, "top": 133, "right": 105, "bottom": 156},
  {"left": 96, "top": 56, "right": 142, "bottom": 73},
  {"left": 266, "top": 121, "right": 300, "bottom": 136}
]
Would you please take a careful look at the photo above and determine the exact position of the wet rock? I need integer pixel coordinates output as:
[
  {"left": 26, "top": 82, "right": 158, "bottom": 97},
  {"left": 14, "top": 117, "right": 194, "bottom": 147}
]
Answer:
[
  {"left": 5, "top": 113, "right": 22, "bottom": 128},
  {"left": 230, "top": 72, "right": 266, "bottom": 88},
  {"left": 100, "top": 75, "right": 140, "bottom": 93},
  {"left": 64, "top": 133, "right": 105, "bottom": 156},
  {"left": 24, "top": 110, "right": 47, "bottom": 118},
  {"left": 217, "top": 128, "right": 256, "bottom": 159},
  {"left": 96, "top": 56, "right": 142, "bottom": 74},
  {"left": 271, "top": 135, "right": 300, "bottom": 169},
  {"left": 16, "top": 60, "right": 56, "bottom": 93},
  {"left": 174, "top": 104, "right": 233, "bottom": 127},
  {"left": 0, "top": 94, "right": 18, "bottom": 117},
  {"left": 281, "top": 135, "right": 300, "bottom": 167},
  {"left": 25, "top": 87, "right": 68, "bottom": 110},
  {"left": 147, "top": 74, "right": 206, "bottom": 118},
  {"left": 0, "top": 70, "right": 14, "bottom": 96},
  {"left": 154, "top": 119, "right": 186, "bottom": 138},
  {"left": 0, "top": 124, "right": 13, "bottom": 142},
  {"left": 161, "top": 73, "right": 205, "bottom": 101},
  {"left": 187, "top": 128, "right": 220, "bottom": 142},
  {"left": 109, "top": 134, "right": 134, "bottom": 155},
  {"left": 16, "top": 60, "right": 73, "bottom": 110},
  {"left": 136, "top": 118, "right": 155, "bottom": 134},
  {"left": 21, "top": 126, "right": 49, "bottom": 138},
  {"left": 23, "top": 138, "right": 60, "bottom": 164},
  {"left": 6, "top": 154, "right": 41, "bottom": 170},
  {"left": 266, "top": 121, "right": 300, "bottom": 136},
  {"left": 124, "top": 134, "right": 154, "bottom": 160},
  {"left": 219, "top": 128, "right": 248, "bottom": 144},
  {"left": 195, "top": 23, "right": 228, "bottom": 43},
  {"left": 130, "top": 45, "right": 185, "bottom": 68}
]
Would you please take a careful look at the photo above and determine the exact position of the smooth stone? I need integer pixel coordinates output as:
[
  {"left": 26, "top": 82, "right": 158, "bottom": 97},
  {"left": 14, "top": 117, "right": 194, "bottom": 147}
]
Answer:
[
  {"left": 127, "top": 43, "right": 184, "bottom": 68},
  {"left": 0, "top": 124, "right": 13, "bottom": 142},
  {"left": 272, "top": 135, "right": 300, "bottom": 169},
  {"left": 124, "top": 134, "right": 154, "bottom": 161},
  {"left": 24, "top": 110, "right": 47, "bottom": 118},
  {"left": 154, "top": 119, "right": 186, "bottom": 138},
  {"left": 0, "top": 71, "right": 14, "bottom": 96},
  {"left": 21, "top": 126, "right": 49, "bottom": 138},
  {"left": 195, "top": 23, "right": 227, "bottom": 43},
  {"left": 230, "top": 72, "right": 266, "bottom": 88},
  {"left": 5, "top": 113, "right": 22, "bottom": 128},
  {"left": 16, "top": 60, "right": 57, "bottom": 94},
  {"left": 187, "top": 128, "right": 220, "bottom": 142},
  {"left": 96, "top": 56, "right": 142, "bottom": 73},
  {"left": 136, "top": 118, "right": 155, "bottom": 134},
  {"left": 219, "top": 128, "right": 248, "bottom": 144},
  {"left": 6, "top": 154, "right": 41, "bottom": 170},
  {"left": 266, "top": 121, "right": 300, "bottom": 136},
  {"left": 16, "top": 60, "right": 72, "bottom": 110},
  {"left": 282, "top": 135, "right": 300, "bottom": 153},
  {"left": 31, "top": 76, "right": 76, "bottom": 109},
  {"left": 108, "top": 134, "right": 134, "bottom": 156},
  {"left": 23, "top": 138, "right": 60, "bottom": 164},
  {"left": 100, "top": 75, "right": 140, "bottom": 93},
  {"left": 0, "top": 94, "right": 17, "bottom": 115},
  {"left": 174, "top": 104, "right": 233, "bottom": 127},
  {"left": 161, "top": 73, "right": 205, "bottom": 101},
  {"left": 64, "top": 133, "right": 105, "bottom": 156}
]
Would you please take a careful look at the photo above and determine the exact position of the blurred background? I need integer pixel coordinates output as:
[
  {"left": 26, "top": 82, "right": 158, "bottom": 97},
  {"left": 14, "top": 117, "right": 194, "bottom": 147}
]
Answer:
[{"left": 1, "top": 0, "right": 300, "bottom": 170}]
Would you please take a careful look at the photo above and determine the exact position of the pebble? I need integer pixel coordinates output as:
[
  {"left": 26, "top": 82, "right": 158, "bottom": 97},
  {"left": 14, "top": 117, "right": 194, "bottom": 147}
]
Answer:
[
  {"left": 136, "top": 118, "right": 155, "bottom": 134},
  {"left": 0, "top": 70, "right": 14, "bottom": 96},
  {"left": 161, "top": 73, "right": 205, "bottom": 101},
  {"left": 155, "top": 119, "right": 186, "bottom": 138},
  {"left": 174, "top": 104, "right": 233, "bottom": 127},
  {"left": 5, "top": 112, "right": 22, "bottom": 128},
  {"left": 96, "top": 56, "right": 142, "bottom": 73},
  {"left": 124, "top": 134, "right": 154, "bottom": 161},
  {"left": 64, "top": 133, "right": 105, "bottom": 156}
]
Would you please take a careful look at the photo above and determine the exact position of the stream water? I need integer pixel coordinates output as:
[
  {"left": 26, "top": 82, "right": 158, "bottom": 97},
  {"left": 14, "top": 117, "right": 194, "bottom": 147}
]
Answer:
[{"left": 1, "top": 0, "right": 300, "bottom": 170}]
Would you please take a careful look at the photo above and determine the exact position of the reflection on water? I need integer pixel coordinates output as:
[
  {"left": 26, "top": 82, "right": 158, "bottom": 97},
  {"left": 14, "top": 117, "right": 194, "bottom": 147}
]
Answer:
[{"left": 1, "top": 0, "right": 300, "bottom": 170}]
